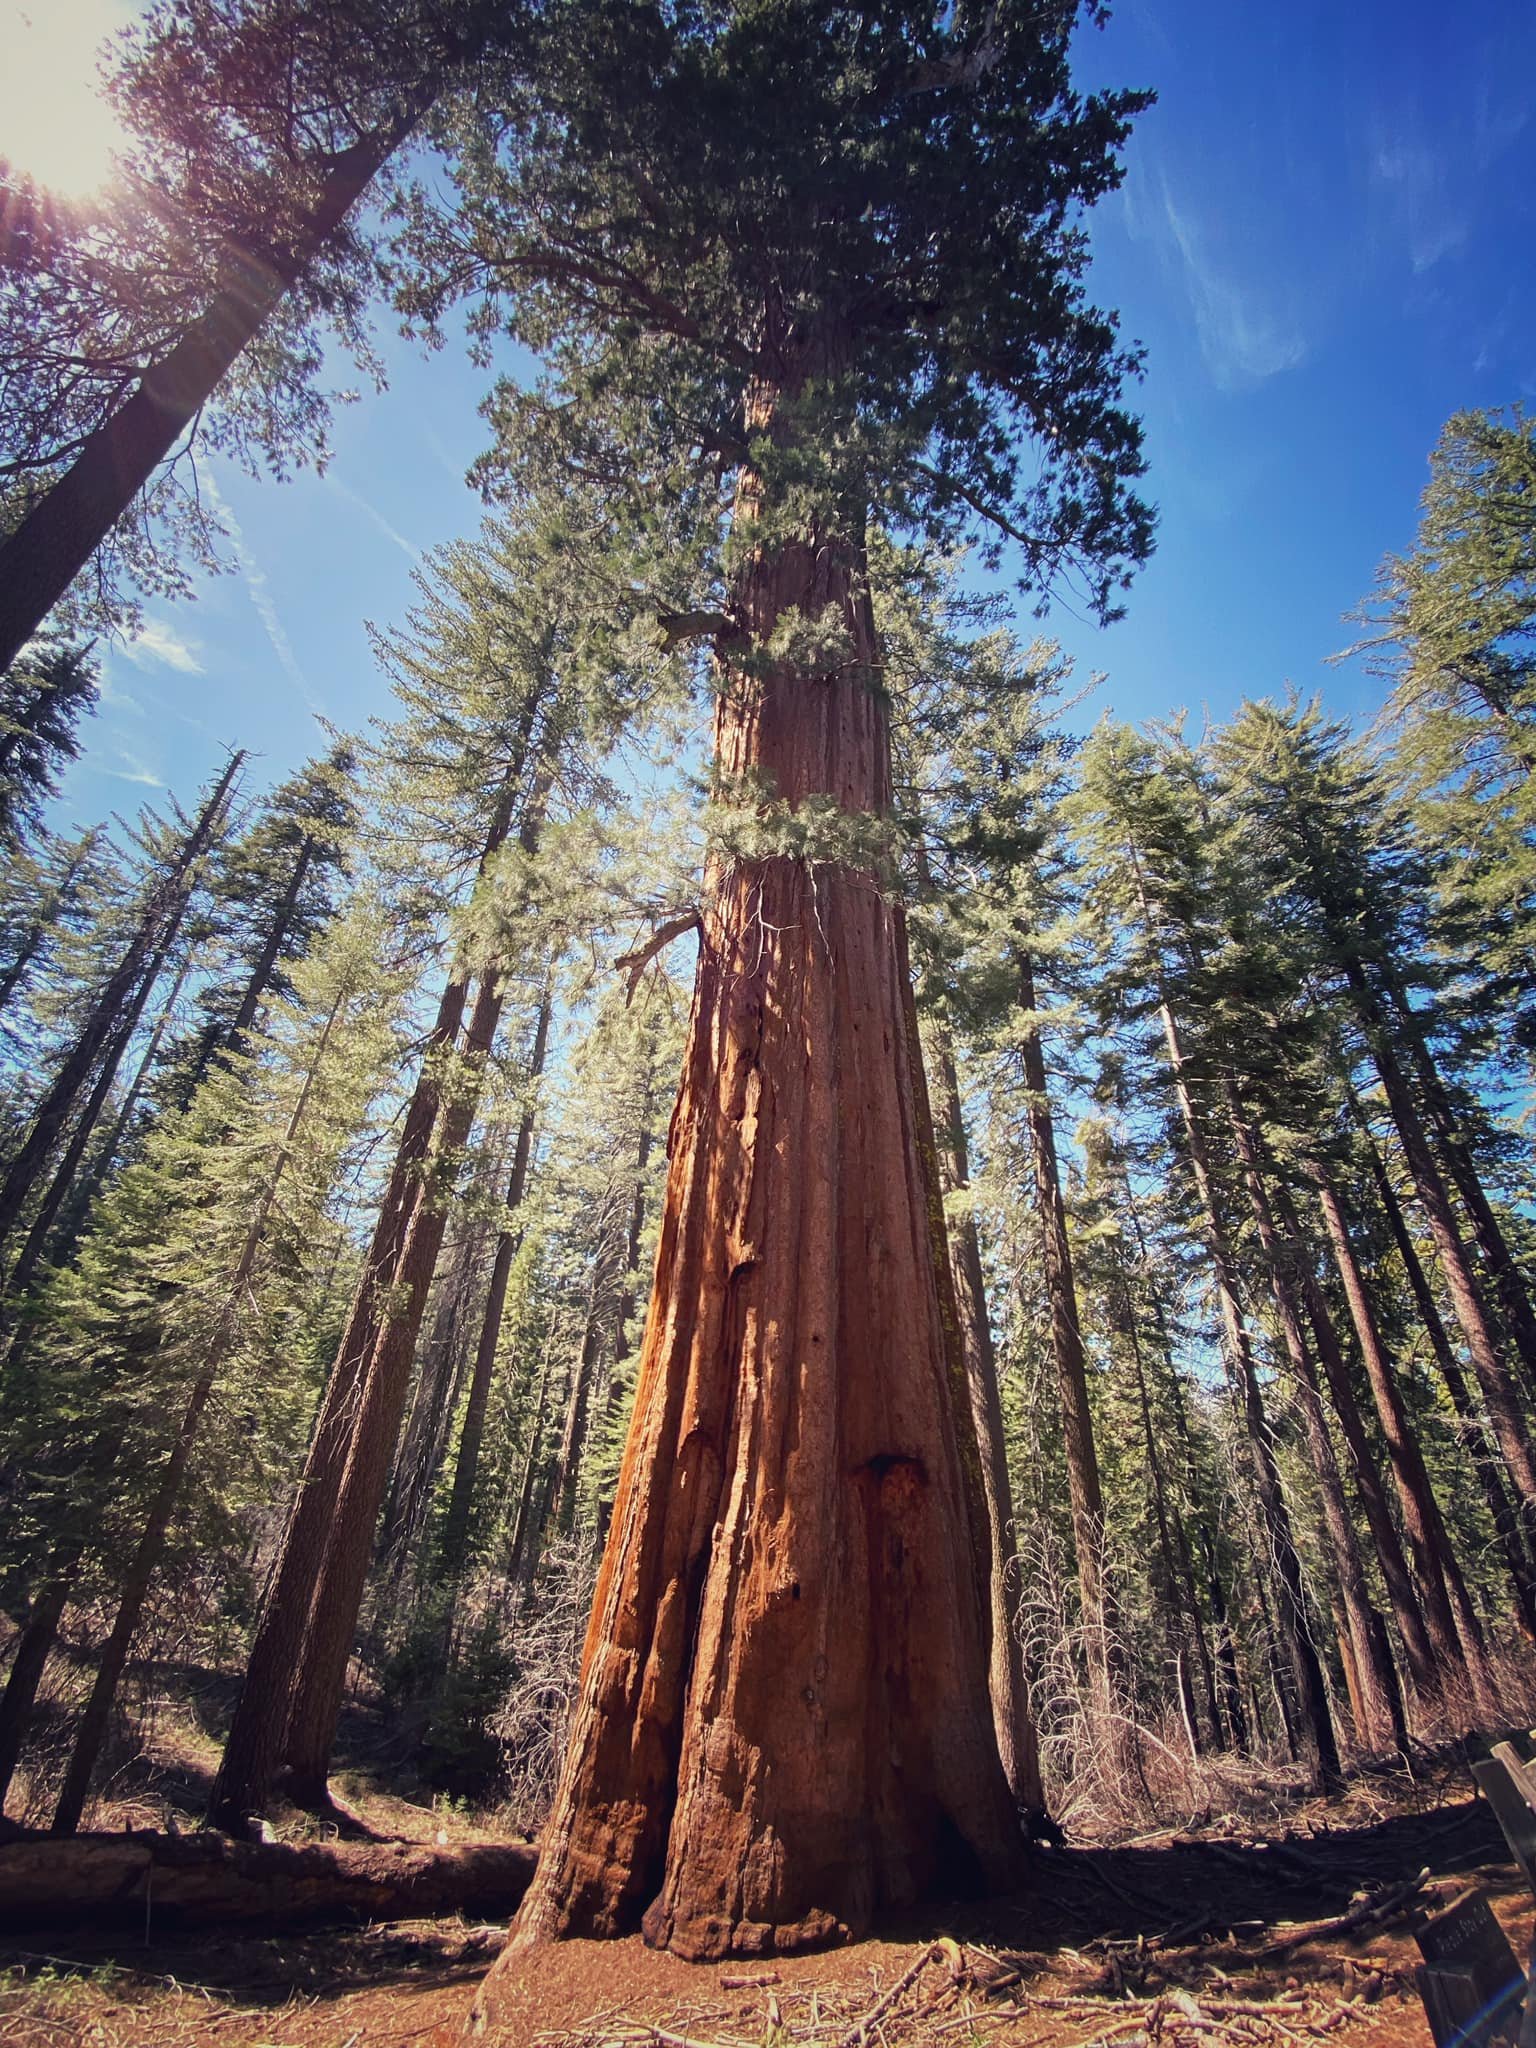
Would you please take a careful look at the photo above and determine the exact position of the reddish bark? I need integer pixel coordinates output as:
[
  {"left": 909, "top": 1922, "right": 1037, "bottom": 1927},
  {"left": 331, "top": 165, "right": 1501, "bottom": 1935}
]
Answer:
[{"left": 489, "top": 397, "right": 1018, "bottom": 1974}]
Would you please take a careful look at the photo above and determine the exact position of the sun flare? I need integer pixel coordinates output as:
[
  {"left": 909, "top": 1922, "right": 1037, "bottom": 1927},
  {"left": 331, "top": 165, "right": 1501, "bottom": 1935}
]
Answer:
[{"left": 0, "top": 0, "right": 139, "bottom": 202}]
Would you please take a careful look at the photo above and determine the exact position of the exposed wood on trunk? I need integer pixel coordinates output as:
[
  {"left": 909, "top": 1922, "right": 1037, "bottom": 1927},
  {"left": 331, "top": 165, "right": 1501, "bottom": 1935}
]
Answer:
[{"left": 0, "top": 1830, "right": 535, "bottom": 1930}]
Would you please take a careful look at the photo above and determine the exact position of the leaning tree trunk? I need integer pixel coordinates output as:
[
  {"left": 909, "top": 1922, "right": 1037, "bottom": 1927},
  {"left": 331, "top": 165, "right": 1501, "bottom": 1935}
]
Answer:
[
  {"left": 1223, "top": 1101, "right": 1400, "bottom": 1756},
  {"left": 1145, "top": 958, "right": 1338, "bottom": 1787},
  {"left": 0, "top": 121, "right": 421, "bottom": 676},
  {"left": 1302, "top": 1162, "right": 1499, "bottom": 1723},
  {"left": 1384, "top": 973, "right": 1536, "bottom": 1394},
  {"left": 209, "top": 742, "right": 538, "bottom": 1833},
  {"left": 0, "top": 829, "right": 98, "bottom": 1022},
  {"left": 926, "top": 1024, "right": 1046, "bottom": 1813},
  {"left": 0, "top": 1577, "right": 69, "bottom": 1811},
  {"left": 489, "top": 380, "right": 1018, "bottom": 1977},
  {"left": 1344, "top": 961, "right": 1536, "bottom": 1513},
  {"left": 0, "top": 752, "right": 241, "bottom": 1264},
  {"left": 278, "top": 965, "right": 512, "bottom": 1805},
  {"left": 6, "top": 930, "right": 186, "bottom": 1301},
  {"left": 1350, "top": 1102, "right": 1536, "bottom": 1638}
]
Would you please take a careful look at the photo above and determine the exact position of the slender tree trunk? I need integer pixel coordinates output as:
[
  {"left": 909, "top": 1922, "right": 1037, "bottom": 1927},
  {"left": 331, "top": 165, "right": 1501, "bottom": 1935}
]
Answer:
[
  {"left": 1384, "top": 975, "right": 1536, "bottom": 1392},
  {"left": 68, "top": 950, "right": 193, "bottom": 1216},
  {"left": 1305, "top": 1161, "right": 1499, "bottom": 1723},
  {"left": 1345, "top": 961, "right": 1536, "bottom": 1511},
  {"left": 505, "top": 1326, "right": 558, "bottom": 1584},
  {"left": 1222, "top": 1096, "right": 1400, "bottom": 1754},
  {"left": 551, "top": 1257, "right": 617, "bottom": 1539},
  {"left": 0, "top": 123, "right": 420, "bottom": 676},
  {"left": 279, "top": 966, "right": 512, "bottom": 1803},
  {"left": 378, "top": 1229, "right": 480, "bottom": 1584},
  {"left": 50, "top": 989, "right": 344, "bottom": 1835},
  {"left": 1119, "top": 1266, "right": 1215, "bottom": 1751},
  {"left": 0, "top": 753, "right": 241, "bottom": 1263},
  {"left": 0, "top": 1578, "right": 68, "bottom": 1811},
  {"left": 438, "top": 984, "right": 552, "bottom": 1583},
  {"left": 1349, "top": 1102, "right": 1536, "bottom": 1637},
  {"left": 10, "top": 943, "right": 196, "bottom": 1301},
  {"left": 1013, "top": 950, "right": 1126, "bottom": 1769},
  {"left": 592, "top": 1115, "right": 659, "bottom": 1550},
  {"left": 209, "top": 738, "right": 539, "bottom": 1832},
  {"left": 495, "top": 369, "right": 1019, "bottom": 1971},
  {"left": 178, "top": 836, "right": 317, "bottom": 1108},
  {"left": 927, "top": 1025, "right": 1046, "bottom": 1811},
  {"left": 1147, "top": 962, "right": 1338, "bottom": 1787}
]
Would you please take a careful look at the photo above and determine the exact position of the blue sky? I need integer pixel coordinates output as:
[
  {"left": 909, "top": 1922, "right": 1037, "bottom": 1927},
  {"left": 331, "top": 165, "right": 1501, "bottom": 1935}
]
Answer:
[{"left": 15, "top": 0, "right": 1536, "bottom": 830}]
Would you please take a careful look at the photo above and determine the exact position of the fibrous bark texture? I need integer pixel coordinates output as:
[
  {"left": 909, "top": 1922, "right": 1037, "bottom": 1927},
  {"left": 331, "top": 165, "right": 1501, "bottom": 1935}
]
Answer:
[{"left": 492, "top": 456, "right": 1018, "bottom": 1976}]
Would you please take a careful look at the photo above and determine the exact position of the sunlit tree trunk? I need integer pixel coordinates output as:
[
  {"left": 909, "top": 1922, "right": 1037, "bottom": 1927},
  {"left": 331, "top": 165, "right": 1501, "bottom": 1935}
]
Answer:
[{"left": 494, "top": 358, "right": 1018, "bottom": 1970}]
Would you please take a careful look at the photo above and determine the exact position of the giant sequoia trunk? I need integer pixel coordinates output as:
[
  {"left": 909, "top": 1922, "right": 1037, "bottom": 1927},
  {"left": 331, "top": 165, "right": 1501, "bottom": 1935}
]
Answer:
[{"left": 490, "top": 377, "right": 1018, "bottom": 1976}]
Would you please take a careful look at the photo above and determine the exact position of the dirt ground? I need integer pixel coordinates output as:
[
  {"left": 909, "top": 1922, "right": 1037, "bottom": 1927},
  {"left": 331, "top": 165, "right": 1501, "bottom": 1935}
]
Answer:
[{"left": 0, "top": 1762, "right": 1526, "bottom": 2048}]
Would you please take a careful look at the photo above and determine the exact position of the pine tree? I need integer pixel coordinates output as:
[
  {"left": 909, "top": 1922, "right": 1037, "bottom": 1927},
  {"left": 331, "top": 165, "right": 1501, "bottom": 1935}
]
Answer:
[{"left": 0, "top": 638, "right": 99, "bottom": 851}]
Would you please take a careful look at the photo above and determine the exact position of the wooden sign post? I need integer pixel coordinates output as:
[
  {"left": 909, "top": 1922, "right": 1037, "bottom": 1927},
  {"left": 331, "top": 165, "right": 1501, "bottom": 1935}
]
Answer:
[{"left": 1414, "top": 1893, "right": 1526, "bottom": 2048}]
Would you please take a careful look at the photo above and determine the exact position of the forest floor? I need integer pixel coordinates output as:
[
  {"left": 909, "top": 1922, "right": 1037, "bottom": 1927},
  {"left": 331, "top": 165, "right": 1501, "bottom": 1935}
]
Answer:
[{"left": 0, "top": 1749, "right": 1526, "bottom": 2048}]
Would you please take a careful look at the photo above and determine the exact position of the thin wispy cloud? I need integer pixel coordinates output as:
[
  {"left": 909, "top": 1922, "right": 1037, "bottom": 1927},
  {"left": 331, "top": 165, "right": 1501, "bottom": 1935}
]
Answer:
[
  {"left": 324, "top": 472, "right": 421, "bottom": 562},
  {"left": 206, "top": 472, "right": 323, "bottom": 714},
  {"left": 1371, "top": 136, "right": 1466, "bottom": 274},
  {"left": 102, "top": 752, "right": 164, "bottom": 789},
  {"left": 1158, "top": 177, "right": 1307, "bottom": 390},
  {"left": 122, "top": 617, "right": 204, "bottom": 673}
]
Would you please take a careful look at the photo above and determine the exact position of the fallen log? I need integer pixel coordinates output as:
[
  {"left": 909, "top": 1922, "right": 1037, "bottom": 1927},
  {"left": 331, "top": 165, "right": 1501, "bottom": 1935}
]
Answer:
[{"left": 0, "top": 1829, "right": 536, "bottom": 1931}]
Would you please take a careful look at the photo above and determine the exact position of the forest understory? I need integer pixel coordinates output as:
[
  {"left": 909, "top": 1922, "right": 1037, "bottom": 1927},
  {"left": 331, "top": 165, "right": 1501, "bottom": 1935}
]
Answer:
[{"left": 0, "top": 1727, "right": 1525, "bottom": 2048}]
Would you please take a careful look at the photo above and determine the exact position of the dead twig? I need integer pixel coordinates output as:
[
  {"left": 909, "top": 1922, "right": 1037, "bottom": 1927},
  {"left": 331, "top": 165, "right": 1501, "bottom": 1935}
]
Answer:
[{"left": 833, "top": 1943, "right": 941, "bottom": 2047}]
